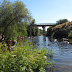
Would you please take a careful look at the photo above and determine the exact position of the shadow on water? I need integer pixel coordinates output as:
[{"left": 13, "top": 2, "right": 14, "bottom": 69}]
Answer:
[
  {"left": 30, "top": 35, "right": 72, "bottom": 72},
  {"left": 43, "top": 36, "right": 46, "bottom": 41}
]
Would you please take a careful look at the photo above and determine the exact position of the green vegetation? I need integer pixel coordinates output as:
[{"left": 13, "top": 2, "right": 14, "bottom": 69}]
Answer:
[
  {"left": 56, "top": 19, "right": 68, "bottom": 25},
  {"left": 0, "top": 41, "right": 53, "bottom": 72},
  {"left": 27, "top": 19, "right": 38, "bottom": 36},
  {"left": 38, "top": 29, "right": 43, "bottom": 36},
  {"left": 68, "top": 30, "right": 72, "bottom": 38},
  {"left": 0, "top": 1, "right": 54, "bottom": 71},
  {"left": 46, "top": 26, "right": 53, "bottom": 37},
  {"left": 46, "top": 19, "right": 72, "bottom": 39},
  {"left": 0, "top": 0, "right": 31, "bottom": 40},
  {"left": 0, "top": 0, "right": 40, "bottom": 41}
]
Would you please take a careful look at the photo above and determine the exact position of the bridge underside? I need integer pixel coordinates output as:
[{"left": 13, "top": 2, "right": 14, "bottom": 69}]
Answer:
[
  {"left": 29, "top": 24, "right": 56, "bottom": 36},
  {"left": 30, "top": 24, "right": 56, "bottom": 27}
]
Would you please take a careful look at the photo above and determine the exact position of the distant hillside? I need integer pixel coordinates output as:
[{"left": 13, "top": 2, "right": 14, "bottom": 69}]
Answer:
[{"left": 46, "top": 22, "right": 72, "bottom": 39}]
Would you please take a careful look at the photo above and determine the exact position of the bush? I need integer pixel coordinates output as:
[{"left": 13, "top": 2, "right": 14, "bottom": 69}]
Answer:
[
  {"left": 0, "top": 41, "right": 53, "bottom": 72},
  {"left": 52, "top": 29, "right": 68, "bottom": 39},
  {"left": 68, "top": 31, "right": 72, "bottom": 38},
  {"left": 46, "top": 26, "right": 53, "bottom": 36}
]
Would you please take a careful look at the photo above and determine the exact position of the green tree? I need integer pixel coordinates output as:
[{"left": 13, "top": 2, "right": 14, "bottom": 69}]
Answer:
[
  {"left": 56, "top": 19, "right": 68, "bottom": 25},
  {"left": 0, "top": 0, "right": 31, "bottom": 40},
  {"left": 38, "top": 29, "right": 43, "bottom": 35},
  {"left": 17, "top": 22, "right": 28, "bottom": 37},
  {"left": 27, "top": 19, "right": 38, "bottom": 36},
  {"left": 30, "top": 19, "right": 35, "bottom": 25}
]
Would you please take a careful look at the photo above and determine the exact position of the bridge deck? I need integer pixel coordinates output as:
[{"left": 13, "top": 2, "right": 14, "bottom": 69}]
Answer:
[
  {"left": 30, "top": 23, "right": 56, "bottom": 27},
  {"left": 30, "top": 25, "right": 56, "bottom": 27}
]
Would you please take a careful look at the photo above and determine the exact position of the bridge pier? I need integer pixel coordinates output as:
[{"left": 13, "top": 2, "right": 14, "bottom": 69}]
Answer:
[
  {"left": 42, "top": 26, "right": 46, "bottom": 36},
  {"left": 30, "top": 26, "right": 32, "bottom": 37}
]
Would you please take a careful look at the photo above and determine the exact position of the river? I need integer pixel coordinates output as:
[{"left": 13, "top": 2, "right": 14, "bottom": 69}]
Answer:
[{"left": 30, "top": 35, "right": 72, "bottom": 72}]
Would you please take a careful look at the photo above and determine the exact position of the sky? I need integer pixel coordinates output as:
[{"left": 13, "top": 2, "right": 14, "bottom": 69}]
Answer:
[{"left": 1, "top": 0, "right": 72, "bottom": 30}]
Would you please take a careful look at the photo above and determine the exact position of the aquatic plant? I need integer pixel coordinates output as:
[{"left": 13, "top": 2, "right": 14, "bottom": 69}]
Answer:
[{"left": 48, "top": 48, "right": 53, "bottom": 58}]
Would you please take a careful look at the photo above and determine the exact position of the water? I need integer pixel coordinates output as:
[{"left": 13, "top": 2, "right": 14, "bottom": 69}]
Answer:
[{"left": 30, "top": 35, "right": 72, "bottom": 72}]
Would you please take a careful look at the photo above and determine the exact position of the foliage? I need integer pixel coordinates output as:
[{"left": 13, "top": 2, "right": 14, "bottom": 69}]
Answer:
[
  {"left": 30, "top": 19, "right": 35, "bottom": 25},
  {"left": 48, "top": 49, "right": 53, "bottom": 58},
  {"left": 0, "top": 0, "right": 31, "bottom": 40},
  {"left": 46, "top": 21, "right": 72, "bottom": 39},
  {"left": 17, "top": 23, "right": 28, "bottom": 37},
  {"left": 46, "top": 26, "right": 53, "bottom": 36},
  {"left": 0, "top": 41, "right": 53, "bottom": 72},
  {"left": 68, "top": 30, "right": 72, "bottom": 38},
  {"left": 56, "top": 19, "right": 68, "bottom": 25},
  {"left": 38, "top": 29, "right": 43, "bottom": 36},
  {"left": 27, "top": 19, "right": 38, "bottom": 36},
  {"left": 0, "top": 43, "right": 8, "bottom": 53},
  {"left": 30, "top": 19, "right": 38, "bottom": 36}
]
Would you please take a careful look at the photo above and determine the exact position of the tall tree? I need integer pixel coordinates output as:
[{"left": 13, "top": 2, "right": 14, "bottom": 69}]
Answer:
[{"left": 0, "top": 0, "right": 31, "bottom": 40}]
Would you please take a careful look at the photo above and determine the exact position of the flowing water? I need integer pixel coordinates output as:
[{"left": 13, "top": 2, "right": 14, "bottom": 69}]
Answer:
[{"left": 30, "top": 35, "right": 72, "bottom": 72}]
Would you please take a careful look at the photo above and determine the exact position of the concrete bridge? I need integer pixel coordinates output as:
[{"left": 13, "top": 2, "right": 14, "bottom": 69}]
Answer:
[{"left": 29, "top": 23, "right": 56, "bottom": 36}]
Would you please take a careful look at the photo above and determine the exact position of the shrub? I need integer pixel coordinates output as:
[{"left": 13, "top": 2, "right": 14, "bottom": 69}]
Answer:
[
  {"left": 68, "top": 30, "right": 72, "bottom": 38},
  {"left": 0, "top": 41, "right": 53, "bottom": 72}
]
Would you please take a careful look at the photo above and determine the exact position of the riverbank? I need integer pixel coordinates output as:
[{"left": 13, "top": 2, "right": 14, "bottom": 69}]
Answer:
[{"left": 46, "top": 21, "right": 72, "bottom": 39}]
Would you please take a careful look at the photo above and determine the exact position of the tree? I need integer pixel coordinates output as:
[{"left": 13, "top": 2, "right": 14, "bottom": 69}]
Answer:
[
  {"left": 17, "top": 22, "right": 28, "bottom": 37},
  {"left": 0, "top": 0, "right": 32, "bottom": 40},
  {"left": 56, "top": 19, "right": 68, "bottom": 25},
  {"left": 38, "top": 29, "right": 43, "bottom": 35},
  {"left": 30, "top": 19, "right": 35, "bottom": 25},
  {"left": 27, "top": 19, "right": 38, "bottom": 36}
]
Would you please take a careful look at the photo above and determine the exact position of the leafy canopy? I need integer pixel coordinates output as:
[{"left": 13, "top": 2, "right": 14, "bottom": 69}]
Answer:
[
  {"left": 0, "top": 0, "right": 31, "bottom": 40},
  {"left": 56, "top": 19, "right": 68, "bottom": 25}
]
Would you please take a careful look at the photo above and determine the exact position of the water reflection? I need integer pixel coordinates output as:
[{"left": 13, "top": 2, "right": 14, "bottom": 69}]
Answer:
[
  {"left": 48, "top": 37, "right": 53, "bottom": 42},
  {"left": 43, "top": 36, "right": 46, "bottom": 46},
  {"left": 43, "top": 36, "right": 46, "bottom": 41},
  {"left": 30, "top": 36, "right": 72, "bottom": 72}
]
